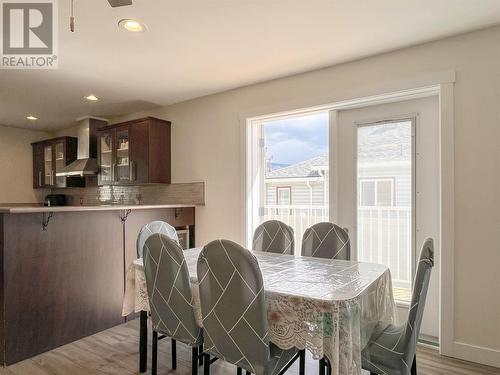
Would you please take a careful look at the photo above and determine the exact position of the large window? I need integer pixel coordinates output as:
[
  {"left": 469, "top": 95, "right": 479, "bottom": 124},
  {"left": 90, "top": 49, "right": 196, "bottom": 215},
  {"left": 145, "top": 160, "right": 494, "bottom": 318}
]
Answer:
[
  {"left": 248, "top": 94, "right": 441, "bottom": 340},
  {"left": 247, "top": 111, "right": 329, "bottom": 253}
]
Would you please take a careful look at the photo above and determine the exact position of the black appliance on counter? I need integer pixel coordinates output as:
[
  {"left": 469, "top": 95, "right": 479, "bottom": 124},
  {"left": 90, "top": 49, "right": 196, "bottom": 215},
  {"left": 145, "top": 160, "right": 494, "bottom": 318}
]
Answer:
[{"left": 44, "top": 194, "right": 67, "bottom": 206}]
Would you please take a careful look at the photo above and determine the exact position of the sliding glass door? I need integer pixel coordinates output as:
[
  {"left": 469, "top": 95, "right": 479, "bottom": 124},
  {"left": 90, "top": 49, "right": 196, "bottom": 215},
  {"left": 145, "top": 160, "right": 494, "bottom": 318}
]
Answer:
[
  {"left": 247, "top": 96, "right": 439, "bottom": 343},
  {"left": 357, "top": 119, "right": 414, "bottom": 302},
  {"left": 335, "top": 96, "right": 440, "bottom": 342}
]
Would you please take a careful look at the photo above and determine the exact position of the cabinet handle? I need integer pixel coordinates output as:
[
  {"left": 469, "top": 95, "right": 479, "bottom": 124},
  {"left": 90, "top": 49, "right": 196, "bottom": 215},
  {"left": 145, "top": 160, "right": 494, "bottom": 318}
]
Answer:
[
  {"left": 130, "top": 161, "right": 136, "bottom": 181},
  {"left": 38, "top": 171, "right": 42, "bottom": 187}
]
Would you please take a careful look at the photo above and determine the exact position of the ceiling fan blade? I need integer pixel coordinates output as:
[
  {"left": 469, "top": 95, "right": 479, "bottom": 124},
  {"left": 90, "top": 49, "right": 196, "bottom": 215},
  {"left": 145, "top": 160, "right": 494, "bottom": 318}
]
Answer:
[{"left": 107, "top": 0, "right": 132, "bottom": 7}]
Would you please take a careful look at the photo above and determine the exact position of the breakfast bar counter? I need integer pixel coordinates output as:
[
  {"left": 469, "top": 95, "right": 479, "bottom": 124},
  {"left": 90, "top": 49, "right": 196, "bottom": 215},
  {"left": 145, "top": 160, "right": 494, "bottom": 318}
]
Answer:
[
  {"left": 0, "top": 203, "right": 196, "bottom": 213},
  {"left": 0, "top": 204, "right": 196, "bottom": 365}
]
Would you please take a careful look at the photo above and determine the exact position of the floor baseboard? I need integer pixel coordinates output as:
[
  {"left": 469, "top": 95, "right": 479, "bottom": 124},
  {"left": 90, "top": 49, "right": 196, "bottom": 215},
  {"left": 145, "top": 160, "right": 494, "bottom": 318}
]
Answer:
[{"left": 453, "top": 341, "right": 500, "bottom": 369}]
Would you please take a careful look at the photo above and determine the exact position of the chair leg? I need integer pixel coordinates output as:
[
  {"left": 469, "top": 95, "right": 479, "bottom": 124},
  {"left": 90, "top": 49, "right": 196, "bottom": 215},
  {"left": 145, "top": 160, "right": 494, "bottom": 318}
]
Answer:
[
  {"left": 319, "top": 358, "right": 326, "bottom": 375},
  {"left": 151, "top": 331, "right": 158, "bottom": 375},
  {"left": 191, "top": 346, "right": 199, "bottom": 375},
  {"left": 139, "top": 311, "right": 148, "bottom": 373},
  {"left": 299, "top": 350, "right": 305, "bottom": 375},
  {"left": 204, "top": 353, "right": 210, "bottom": 375},
  {"left": 237, "top": 368, "right": 242, "bottom": 375},
  {"left": 199, "top": 344, "right": 204, "bottom": 366},
  {"left": 171, "top": 339, "right": 177, "bottom": 369},
  {"left": 411, "top": 354, "right": 417, "bottom": 375}
]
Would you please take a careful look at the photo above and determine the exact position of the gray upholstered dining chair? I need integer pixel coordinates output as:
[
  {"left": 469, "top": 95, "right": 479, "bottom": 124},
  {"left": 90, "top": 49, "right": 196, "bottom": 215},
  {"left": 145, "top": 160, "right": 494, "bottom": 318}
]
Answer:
[
  {"left": 253, "top": 220, "right": 295, "bottom": 255},
  {"left": 301, "top": 222, "right": 351, "bottom": 260},
  {"left": 143, "top": 233, "right": 203, "bottom": 375},
  {"left": 302, "top": 223, "right": 350, "bottom": 375},
  {"left": 197, "top": 239, "right": 305, "bottom": 375},
  {"left": 361, "top": 238, "right": 434, "bottom": 375},
  {"left": 136, "top": 220, "right": 179, "bottom": 258}
]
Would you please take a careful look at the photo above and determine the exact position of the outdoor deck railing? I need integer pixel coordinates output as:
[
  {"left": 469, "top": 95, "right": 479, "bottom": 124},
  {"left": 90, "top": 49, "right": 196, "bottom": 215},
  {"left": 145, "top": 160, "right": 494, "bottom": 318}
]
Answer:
[
  {"left": 262, "top": 204, "right": 412, "bottom": 289},
  {"left": 262, "top": 205, "right": 329, "bottom": 250},
  {"left": 358, "top": 206, "right": 412, "bottom": 289}
]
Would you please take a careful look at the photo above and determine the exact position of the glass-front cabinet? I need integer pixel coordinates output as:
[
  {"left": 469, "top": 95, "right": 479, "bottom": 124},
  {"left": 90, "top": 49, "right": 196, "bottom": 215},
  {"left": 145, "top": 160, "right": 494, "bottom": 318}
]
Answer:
[
  {"left": 32, "top": 137, "right": 78, "bottom": 188},
  {"left": 98, "top": 126, "right": 134, "bottom": 185},
  {"left": 54, "top": 141, "right": 66, "bottom": 186},
  {"left": 98, "top": 131, "right": 114, "bottom": 185},
  {"left": 43, "top": 145, "right": 53, "bottom": 186},
  {"left": 116, "top": 128, "right": 131, "bottom": 183},
  {"left": 96, "top": 117, "right": 172, "bottom": 186}
]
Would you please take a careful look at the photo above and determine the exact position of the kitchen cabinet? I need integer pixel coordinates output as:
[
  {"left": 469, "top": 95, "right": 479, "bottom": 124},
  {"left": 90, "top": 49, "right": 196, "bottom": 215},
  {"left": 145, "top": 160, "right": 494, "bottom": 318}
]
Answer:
[
  {"left": 97, "top": 117, "right": 171, "bottom": 185},
  {"left": 32, "top": 137, "right": 78, "bottom": 188}
]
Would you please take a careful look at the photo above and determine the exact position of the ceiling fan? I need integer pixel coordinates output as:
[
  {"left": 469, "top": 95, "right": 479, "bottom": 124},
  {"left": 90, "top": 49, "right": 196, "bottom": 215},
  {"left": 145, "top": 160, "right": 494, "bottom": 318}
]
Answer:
[{"left": 70, "top": 0, "right": 133, "bottom": 32}]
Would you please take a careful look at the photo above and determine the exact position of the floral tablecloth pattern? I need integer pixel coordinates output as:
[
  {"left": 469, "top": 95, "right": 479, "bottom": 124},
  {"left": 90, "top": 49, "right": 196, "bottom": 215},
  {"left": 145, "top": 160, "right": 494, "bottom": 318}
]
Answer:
[{"left": 122, "top": 248, "right": 396, "bottom": 375}]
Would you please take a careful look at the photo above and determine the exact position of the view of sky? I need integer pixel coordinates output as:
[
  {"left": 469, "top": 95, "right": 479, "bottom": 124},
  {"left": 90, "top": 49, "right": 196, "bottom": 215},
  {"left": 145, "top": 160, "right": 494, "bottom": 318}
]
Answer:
[{"left": 264, "top": 112, "right": 328, "bottom": 167}]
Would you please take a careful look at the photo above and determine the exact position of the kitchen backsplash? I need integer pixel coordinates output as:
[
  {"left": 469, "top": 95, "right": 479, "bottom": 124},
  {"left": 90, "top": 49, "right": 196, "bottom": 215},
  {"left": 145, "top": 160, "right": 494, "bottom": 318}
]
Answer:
[{"left": 51, "top": 182, "right": 205, "bottom": 206}]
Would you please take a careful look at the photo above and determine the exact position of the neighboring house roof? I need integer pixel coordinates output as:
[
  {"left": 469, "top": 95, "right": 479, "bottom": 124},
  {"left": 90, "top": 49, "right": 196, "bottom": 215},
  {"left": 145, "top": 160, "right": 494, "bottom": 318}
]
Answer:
[
  {"left": 266, "top": 155, "right": 328, "bottom": 179},
  {"left": 266, "top": 123, "right": 410, "bottom": 179},
  {"left": 358, "top": 123, "right": 411, "bottom": 162}
]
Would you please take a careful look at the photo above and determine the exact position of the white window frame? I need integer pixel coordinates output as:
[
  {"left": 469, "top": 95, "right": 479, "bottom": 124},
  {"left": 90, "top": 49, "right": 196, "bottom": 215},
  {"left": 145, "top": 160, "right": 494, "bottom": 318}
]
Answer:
[
  {"left": 276, "top": 186, "right": 292, "bottom": 206},
  {"left": 245, "top": 109, "right": 329, "bottom": 249}
]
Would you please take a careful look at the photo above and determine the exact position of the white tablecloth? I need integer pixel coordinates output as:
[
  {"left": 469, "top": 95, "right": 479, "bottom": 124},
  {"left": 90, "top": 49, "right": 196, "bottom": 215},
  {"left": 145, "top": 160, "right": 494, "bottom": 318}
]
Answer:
[{"left": 122, "top": 248, "right": 396, "bottom": 375}]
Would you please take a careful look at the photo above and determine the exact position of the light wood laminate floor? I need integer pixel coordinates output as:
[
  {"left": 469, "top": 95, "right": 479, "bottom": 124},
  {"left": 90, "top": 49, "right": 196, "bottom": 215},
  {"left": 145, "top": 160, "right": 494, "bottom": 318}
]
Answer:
[{"left": 1, "top": 319, "right": 498, "bottom": 375}]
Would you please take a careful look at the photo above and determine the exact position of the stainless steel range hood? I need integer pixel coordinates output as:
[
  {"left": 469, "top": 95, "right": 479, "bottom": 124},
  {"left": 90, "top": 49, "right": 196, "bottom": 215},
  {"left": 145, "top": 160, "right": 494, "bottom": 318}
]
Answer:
[{"left": 56, "top": 117, "right": 107, "bottom": 177}]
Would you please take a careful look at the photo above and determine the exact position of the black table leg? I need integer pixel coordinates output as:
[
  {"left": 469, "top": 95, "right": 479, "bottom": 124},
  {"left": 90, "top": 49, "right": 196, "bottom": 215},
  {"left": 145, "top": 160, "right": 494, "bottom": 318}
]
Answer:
[{"left": 139, "top": 311, "right": 148, "bottom": 373}]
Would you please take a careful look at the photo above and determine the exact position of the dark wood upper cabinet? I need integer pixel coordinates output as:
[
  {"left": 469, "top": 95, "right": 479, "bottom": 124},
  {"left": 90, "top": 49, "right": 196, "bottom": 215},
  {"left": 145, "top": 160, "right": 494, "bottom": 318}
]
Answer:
[
  {"left": 32, "top": 137, "right": 78, "bottom": 189},
  {"left": 97, "top": 117, "right": 171, "bottom": 185}
]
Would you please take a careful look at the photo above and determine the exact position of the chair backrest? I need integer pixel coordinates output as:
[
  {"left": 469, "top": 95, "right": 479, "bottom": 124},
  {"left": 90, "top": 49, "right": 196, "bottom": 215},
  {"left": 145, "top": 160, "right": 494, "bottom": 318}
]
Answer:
[
  {"left": 197, "top": 239, "right": 270, "bottom": 374},
  {"left": 143, "top": 233, "right": 202, "bottom": 346},
  {"left": 403, "top": 238, "right": 434, "bottom": 362},
  {"left": 252, "top": 220, "right": 294, "bottom": 254},
  {"left": 136, "top": 220, "right": 179, "bottom": 258},
  {"left": 301, "top": 222, "right": 350, "bottom": 260}
]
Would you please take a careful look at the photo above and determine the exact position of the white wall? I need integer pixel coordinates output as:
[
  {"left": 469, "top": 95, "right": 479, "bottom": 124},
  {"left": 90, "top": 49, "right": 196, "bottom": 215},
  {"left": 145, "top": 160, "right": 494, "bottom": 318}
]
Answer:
[
  {"left": 0, "top": 125, "right": 49, "bottom": 203},
  {"left": 111, "top": 26, "right": 500, "bottom": 364}
]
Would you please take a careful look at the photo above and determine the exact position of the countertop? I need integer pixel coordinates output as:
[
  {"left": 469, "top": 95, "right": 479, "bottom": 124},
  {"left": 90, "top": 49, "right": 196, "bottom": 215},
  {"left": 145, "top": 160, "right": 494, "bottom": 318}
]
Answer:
[{"left": 0, "top": 204, "right": 196, "bottom": 214}]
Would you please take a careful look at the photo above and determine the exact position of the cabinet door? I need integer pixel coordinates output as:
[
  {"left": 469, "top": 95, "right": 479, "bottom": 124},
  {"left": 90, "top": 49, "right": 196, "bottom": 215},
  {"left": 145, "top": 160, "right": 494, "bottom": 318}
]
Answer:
[
  {"left": 98, "top": 131, "right": 115, "bottom": 185},
  {"left": 128, "top": 121, "right": 149, "bottom": 184},
  {"left": 32, "top": 144, "right": 45, "bottom": 188},
  {"left": 43, "top": 144, "right": 54, "bottom": 186},
  {"left": 54, "top": 141, "right": 66, "bottom": 187},
  {"left": 115, "top": 127, "right": 132, "bottom": 183}
]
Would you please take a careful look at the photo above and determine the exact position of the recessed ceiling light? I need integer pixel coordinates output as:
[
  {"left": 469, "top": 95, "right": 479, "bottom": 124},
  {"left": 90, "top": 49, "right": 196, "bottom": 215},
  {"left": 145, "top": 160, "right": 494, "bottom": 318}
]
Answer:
[
  {"left": 84, "top": 94, "right": 99, "bottom": 101},
  {"left": 118, "top": 19, "right": 146, "bottom": 33},
  {"left": 26, "top": 115, "right": 38, "bottom": 121}
]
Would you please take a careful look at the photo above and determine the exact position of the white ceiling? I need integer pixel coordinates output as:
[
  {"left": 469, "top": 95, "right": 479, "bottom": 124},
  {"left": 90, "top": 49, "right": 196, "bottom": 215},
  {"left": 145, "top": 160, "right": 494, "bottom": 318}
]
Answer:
[{"left": 2, "top": 0, "right": 500, "bottom": 131}]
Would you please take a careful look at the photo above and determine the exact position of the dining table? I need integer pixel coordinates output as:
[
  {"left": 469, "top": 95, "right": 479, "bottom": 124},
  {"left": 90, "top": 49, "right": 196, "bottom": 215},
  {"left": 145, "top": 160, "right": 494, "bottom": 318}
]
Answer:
[{"left": 122, "top": 248, "right": 396, "bottom": 375}]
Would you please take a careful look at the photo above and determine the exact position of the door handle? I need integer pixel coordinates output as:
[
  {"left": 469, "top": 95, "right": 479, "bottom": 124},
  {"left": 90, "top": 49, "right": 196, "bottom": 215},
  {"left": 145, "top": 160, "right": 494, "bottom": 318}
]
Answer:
[{"left": 38, "top": 171, "right": 42, "bottom": 187}]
